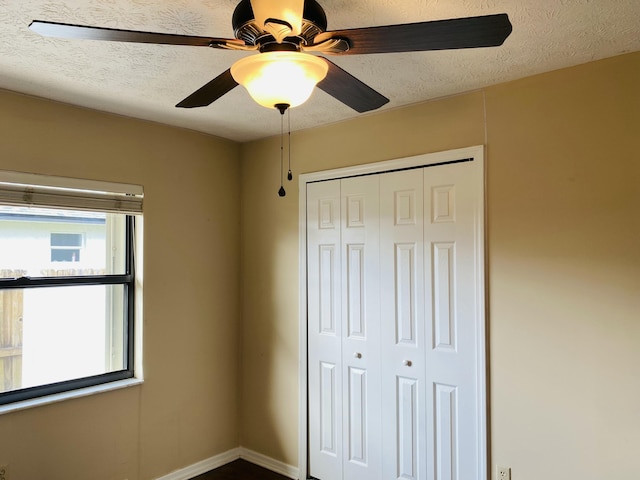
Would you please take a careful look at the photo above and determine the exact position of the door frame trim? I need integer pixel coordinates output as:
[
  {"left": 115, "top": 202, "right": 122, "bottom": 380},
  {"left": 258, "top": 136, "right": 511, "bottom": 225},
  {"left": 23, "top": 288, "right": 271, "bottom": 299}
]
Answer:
[{"left": 298, "top": 145, "right": 486, "bottom": 480}]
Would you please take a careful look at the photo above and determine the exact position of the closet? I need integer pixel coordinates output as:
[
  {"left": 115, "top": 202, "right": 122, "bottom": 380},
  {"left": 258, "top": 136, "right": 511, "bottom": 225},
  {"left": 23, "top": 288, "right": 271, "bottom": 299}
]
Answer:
[{"left": 306, "top": 158, "right": 484, "bottom": 480}]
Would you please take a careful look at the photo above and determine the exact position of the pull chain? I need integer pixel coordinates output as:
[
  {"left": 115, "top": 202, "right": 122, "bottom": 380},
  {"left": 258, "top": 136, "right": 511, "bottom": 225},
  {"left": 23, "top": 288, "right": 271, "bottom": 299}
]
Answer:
[
  {"left": 287, "top": 108, "right": 292, "bottom": 181},
  {"left": 278, "top": 108, "right": 286, "bottom": 197},
  {"left": 275, "top": 103, "right": 290, "bottom": 197}
]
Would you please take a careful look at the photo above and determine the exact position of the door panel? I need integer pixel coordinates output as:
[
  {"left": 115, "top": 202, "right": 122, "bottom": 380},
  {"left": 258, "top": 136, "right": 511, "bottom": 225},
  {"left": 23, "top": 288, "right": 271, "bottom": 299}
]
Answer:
[
  {"left": 341, "top": 175, "right": 381, "bottom": 480},
  {"left": 347, "top": 366, "right": 367, "bottom": 464},
  {"left": 318, "top": 245, "right": 338, "bottom": 335},
  {"left": 434, "top": 383, "right": 458, "bottom": 480},
  {"left": 424, "top": 163, "right": 480, "bottom": 480},
  {"left": 308, "top": 180, "right": 343, "bottom": 480},
  {"left": 395, "top": 242, "right": 418, "bottom": 346},
  {"left": 346, "top": 244, "right": 365, "bottom": 338},
  {"left": 397, "top": 375, "right": 419, "bottom": 480},
  {"left": 319, "top": 361, "right": 338, "bottom": 455},
  {"left": 380, "top": 169, "right": 427, "bottom": 480},
  {"left": 432, "top": 241, "right": 456, "bottom": 351}
]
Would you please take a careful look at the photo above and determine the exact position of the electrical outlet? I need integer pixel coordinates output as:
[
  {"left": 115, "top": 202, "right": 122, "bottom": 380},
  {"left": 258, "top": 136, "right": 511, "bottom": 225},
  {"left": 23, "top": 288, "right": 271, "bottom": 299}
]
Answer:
[
  {"left": 497, "top": 466, "right": 511, "bottom": 480},
  {"left": 0, "top": 463, "right": 9, "bottom": 480}
]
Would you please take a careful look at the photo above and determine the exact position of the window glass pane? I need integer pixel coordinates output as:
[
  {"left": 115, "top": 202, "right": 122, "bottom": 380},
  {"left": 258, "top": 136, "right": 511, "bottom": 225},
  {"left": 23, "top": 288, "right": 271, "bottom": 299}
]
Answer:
[
  {"left": 0, "top": 205, "right": 127, "bottom": 278},
  {"left": 51, "top": 233, "right": 83, "bottom": 247},
  {"left": 51, "top": 249, "right": 81, "bottom": 262},
  {"left": 0, "top": 284, "right": 127, "bottom": 394}
]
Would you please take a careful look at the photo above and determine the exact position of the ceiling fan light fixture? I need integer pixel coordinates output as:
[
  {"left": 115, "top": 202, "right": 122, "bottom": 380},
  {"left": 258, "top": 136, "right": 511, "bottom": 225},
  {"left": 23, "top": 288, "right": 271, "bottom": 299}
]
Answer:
[{"left": 231, "top": 52, "right": 328, "bottom": 109}]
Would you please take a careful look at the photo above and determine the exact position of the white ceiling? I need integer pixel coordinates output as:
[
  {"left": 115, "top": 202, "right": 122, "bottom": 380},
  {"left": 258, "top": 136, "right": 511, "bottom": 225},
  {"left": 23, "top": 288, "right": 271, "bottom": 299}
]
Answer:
[{"left": 1, "top": 0, "right": 638, "bottom": 142}]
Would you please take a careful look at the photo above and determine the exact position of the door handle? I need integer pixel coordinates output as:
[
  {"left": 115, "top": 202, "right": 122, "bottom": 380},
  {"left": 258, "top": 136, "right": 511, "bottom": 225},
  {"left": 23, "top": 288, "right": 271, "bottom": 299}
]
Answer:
[
  {"left": 354, "top": 352, "right": 362, "bottom": 359},
  {"left": 403, "top": 360, "right": 412, "bottom": 367}
]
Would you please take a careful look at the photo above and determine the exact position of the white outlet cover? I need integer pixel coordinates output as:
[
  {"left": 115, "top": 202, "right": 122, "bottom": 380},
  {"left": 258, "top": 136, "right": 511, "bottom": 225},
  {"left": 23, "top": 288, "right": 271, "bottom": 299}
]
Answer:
[{"left": 497, "top": 466, "right": 511, "bottom": 480}]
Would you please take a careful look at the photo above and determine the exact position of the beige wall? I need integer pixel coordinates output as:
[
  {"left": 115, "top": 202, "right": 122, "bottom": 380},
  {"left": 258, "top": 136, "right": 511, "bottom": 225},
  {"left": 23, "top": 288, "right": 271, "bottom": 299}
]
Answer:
[
  {"left": 0, "top": 51, "right": 637, "bottom": 480},
  {"left": 0, "top": 91, "right": 242, "bottom": 479},
  {"left": 485, "top": 53, "right": 639, "bottom": 479},
  {"left": 240, "top": 52, "right": 640, "bottom": 479}
]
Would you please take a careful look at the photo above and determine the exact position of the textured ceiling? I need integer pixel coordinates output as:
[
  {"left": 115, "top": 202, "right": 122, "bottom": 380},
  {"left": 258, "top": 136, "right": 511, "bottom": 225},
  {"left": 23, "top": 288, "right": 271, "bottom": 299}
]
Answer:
[{"left": 0, "top": 0, "right": 638, "bottom": 142}]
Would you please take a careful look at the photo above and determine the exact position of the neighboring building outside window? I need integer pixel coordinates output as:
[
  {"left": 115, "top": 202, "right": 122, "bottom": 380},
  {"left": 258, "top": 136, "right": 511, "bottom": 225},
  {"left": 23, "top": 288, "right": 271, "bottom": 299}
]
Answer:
[{"left": 50, "top": 232, "right": 84, "bottom": 262}]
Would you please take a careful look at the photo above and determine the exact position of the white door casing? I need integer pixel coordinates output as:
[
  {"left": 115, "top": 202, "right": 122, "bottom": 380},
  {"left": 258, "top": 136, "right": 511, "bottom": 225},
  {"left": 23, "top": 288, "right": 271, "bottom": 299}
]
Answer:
[{"left": 300, "top": 146, "right": 486, "bottom": 480}]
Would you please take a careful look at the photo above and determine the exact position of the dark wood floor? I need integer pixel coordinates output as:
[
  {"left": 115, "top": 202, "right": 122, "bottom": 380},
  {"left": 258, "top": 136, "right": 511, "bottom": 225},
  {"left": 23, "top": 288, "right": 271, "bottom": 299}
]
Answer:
[{"left": 191, "top": 459, "right": 291, "bottom": 480}]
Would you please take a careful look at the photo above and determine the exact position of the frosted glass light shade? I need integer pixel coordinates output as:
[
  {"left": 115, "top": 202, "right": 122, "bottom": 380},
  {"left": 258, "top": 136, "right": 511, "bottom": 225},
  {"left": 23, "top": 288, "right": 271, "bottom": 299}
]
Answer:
[{"left": 231, "top": 52, "right": 328, "bottom": 109}]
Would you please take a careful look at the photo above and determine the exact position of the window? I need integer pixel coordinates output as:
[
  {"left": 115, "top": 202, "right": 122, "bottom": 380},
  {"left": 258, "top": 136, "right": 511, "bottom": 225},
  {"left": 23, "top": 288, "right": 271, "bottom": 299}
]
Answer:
[
  {"left": 0, "top": 171, "right": 143, "bottom": 406},
  {"left": 50, "top": 233, "right": 84, "bottom": 262}
]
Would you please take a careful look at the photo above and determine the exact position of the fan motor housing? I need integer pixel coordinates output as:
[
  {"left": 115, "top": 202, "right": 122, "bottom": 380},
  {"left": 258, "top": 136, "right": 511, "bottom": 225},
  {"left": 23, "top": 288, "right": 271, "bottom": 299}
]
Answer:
[{"left": 232, "top": 0, "right": 328, "bottom": 47}]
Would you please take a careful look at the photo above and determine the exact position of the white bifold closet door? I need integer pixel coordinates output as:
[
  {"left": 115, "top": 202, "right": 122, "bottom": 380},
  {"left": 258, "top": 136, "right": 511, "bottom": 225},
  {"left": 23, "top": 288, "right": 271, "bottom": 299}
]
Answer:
[{"left": 307, "top": 160, "right": 482, "bottom": 480}]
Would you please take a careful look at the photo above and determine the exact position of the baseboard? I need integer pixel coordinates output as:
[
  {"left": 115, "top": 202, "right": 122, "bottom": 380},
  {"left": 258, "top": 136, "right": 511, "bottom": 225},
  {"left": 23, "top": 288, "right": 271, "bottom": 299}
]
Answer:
[
  {"left": 155, "top": 447, "right": 241, "bottom": 480},
  {"left": 154, "top": 446, "right": 299, "bottom": 480},
  {"left": 239, "top": 447, "right": 299, "bottom": 479}
]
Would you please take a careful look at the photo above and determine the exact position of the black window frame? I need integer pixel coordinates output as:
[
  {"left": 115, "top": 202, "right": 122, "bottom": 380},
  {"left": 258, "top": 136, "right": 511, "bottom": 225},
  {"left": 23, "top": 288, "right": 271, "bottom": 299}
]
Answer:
[{"left": 0, "top": 215, "right": 136, "bottom": 406}]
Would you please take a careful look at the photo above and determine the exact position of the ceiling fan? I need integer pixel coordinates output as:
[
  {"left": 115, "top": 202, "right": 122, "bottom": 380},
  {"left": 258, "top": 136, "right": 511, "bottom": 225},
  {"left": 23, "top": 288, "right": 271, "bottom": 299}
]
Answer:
[{"left": 29, "top": 0, "right": 512, "bottom": 113}]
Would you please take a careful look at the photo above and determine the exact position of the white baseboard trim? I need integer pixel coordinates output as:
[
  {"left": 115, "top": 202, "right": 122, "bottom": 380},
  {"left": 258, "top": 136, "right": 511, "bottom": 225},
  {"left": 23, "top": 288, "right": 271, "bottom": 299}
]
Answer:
[
  {"left": 155, "top": 447, "right": 241, "bottom": 480},
  {"left": 154, "top": 446, "right": 299, "bottom": 480},
  {"left": 239, "top": 447, "right": 299, "bottom": 479}
]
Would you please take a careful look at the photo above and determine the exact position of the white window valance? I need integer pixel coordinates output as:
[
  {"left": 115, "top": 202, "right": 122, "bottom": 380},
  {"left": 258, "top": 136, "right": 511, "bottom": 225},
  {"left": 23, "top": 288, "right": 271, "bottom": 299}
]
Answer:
[{"left": 0, "top": 170, "right": 143, "bottom": 215}]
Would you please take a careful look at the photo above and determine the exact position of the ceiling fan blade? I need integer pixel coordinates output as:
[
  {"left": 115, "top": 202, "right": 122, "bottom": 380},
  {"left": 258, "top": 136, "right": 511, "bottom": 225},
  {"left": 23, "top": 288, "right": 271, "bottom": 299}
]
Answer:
[
  {"left": 315, "top": 13, "right": 512, "bottom": 55},
  {"left": 176, "top": 69, "right": 239, "bottom": 108},
  {"left": 29, "top": 20, "right": 244, "bottom": 48},
  {"left": 317, "top": 59, "right": 389, "bottom": 113}
]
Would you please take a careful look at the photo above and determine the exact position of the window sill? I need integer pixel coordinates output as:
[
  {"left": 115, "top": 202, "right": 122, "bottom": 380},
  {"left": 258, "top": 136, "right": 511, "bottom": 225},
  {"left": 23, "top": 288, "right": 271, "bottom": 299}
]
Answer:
[{"left": 0, "top": 377, "right": 143, "bottom": 415}]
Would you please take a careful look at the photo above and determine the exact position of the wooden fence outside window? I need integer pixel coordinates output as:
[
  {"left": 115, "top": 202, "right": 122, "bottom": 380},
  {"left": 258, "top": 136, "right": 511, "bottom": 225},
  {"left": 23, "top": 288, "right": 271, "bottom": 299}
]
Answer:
[{"left": 0, "top": 270, "right": 25, "bottom": 393}]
